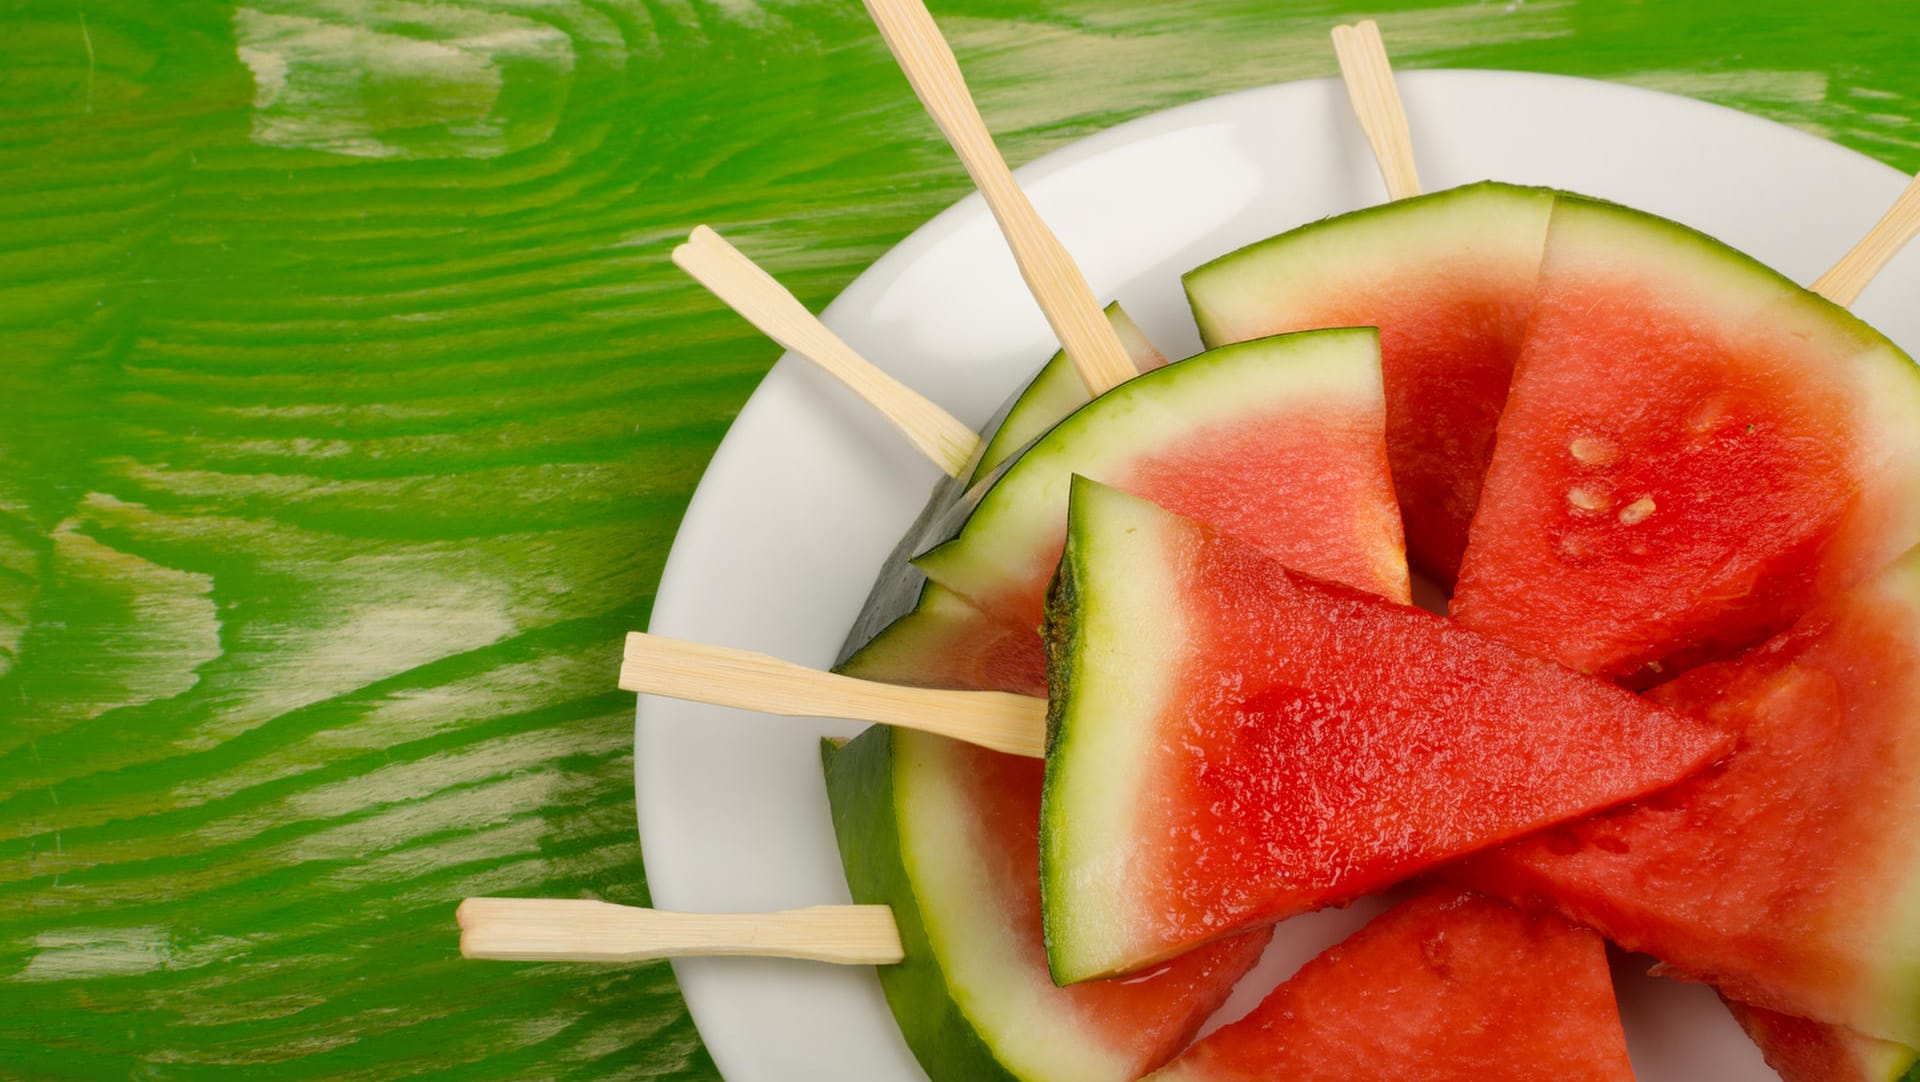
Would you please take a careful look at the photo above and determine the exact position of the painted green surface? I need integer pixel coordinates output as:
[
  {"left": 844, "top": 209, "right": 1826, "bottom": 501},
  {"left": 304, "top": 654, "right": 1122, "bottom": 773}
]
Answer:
[{"left": 1, "top": 0, "right": 1916, "bottom": 1076}]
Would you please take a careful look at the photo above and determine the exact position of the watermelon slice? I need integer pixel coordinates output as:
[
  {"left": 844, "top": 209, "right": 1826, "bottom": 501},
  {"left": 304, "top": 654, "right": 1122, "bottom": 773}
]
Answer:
[
  {"left": 1040, "top": 479, "right": 1731, "bottom": 983},
  {"left": 1726, "top": 1000, "right": 1920, "bottom": 1082},
  {"left": 1183, "top": 182, "right": 1555, "bottom": 585},
  {"left": 1451, "top": 195, "right": 1920, "bottom": 680},
  {"left": 822, "top": 726, "right": 1271, "bottom": 1082},
  {"left": 916, "top": 326, "right": 1411, "bottom": 637},
  {"left": 1146, "top": 889, "right": 1633, "bottom": 1082},
  {"left": 847, "top": 326, "right": 1409, "bottom": 693},
  {"left": 1455, "top": 545, "right": 1920, "bottom": 1045}
]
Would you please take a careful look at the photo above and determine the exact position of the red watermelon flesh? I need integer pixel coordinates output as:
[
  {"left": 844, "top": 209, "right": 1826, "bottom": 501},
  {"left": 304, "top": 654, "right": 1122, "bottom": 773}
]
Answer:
[
  {"left": 1039, "top": 479, "right": 1731, "bottom": 983},
  {"left": 1146, "top": 889, "right": 1633, "bottom": 1082},
  {"left": 1451, "top": 196, "right": 1920, "bottom": 681},
  {"left": 1183, "top": 182, "right": 1555, "bottom": 585},
  {"left": 1454, "top": 546, "right": 1920, "bottom": 1045},
  {"left": 1725, "top": 999, "right": 1920, "bottom": 1082}
]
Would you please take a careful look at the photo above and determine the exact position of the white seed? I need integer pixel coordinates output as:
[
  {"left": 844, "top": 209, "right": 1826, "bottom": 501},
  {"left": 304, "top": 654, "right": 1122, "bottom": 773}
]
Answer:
[
  {"left": 1569, "top": 437, "right": 1617, "bottom": 466},
  {"left": 1618, "top": 496, "right": 1657, "bottom": 525},
  {"left": 1566, "top": 487, "right": 1609, "bottom": 512},
  {"left": 1688, "top": 397, "right": 1729, "bottom": 435}
]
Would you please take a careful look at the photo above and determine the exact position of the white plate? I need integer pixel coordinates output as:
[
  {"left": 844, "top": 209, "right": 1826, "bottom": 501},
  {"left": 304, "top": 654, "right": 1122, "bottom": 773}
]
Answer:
[{"left": 638, "top": 69, "right": 1920, "bottom": 1081}]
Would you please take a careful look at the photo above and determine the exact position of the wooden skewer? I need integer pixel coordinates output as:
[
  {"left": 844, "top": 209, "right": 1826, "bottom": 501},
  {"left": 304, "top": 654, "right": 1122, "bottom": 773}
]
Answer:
[
  {"left": 458, "top": 899, "right": 905, "bottom": 965},
  {"left": 620, "top": 631, "right": 1047, "bottom": 758},
  {"left": 1812, "top": 172, "right": 1920, "bottom": 307},
  {"left": 674, "top": 226, "right": 980, "bottom": 478},
  {"left": 1332, "top": 20, "right": 1422, "bottom": 201},
  {"left": 863, "top": 0, "right": 1137, "bottom": 398}
]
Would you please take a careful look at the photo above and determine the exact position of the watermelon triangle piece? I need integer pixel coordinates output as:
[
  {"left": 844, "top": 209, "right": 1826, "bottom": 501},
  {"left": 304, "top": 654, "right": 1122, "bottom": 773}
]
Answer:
[
  {"left": 1455, "top": 545, "right": 1920, "bottom": 1046},
  {"left": 1183, "top": 181, "right": 1555, "bottom": 585},
  {"left": 1451, "top": 196, "right": 1920, "bottom": 681},
  {"left": 1040, "top": 479, "right": 1731, "bottom": 983},
  {"left": 1725, "top": 999, "right": 1920, "bottom": 1082},
  {"left": 1147, "top": 889, "right": 1634, "bottom": 1082}
]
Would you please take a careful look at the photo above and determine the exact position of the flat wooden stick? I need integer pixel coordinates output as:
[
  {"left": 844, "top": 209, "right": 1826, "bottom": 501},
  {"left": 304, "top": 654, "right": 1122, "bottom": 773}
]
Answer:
[
  {"left": 863, "top": 0, "right": 1137, "bottom": 397},
  {"left": 620, "top": 631, "right": 1047, "bottom": 758},
  {"left": 458, "top": 899, "right": 905, "bottom": 965},
  {"left": 1813, "top": 172, "right": 1920, "bottom": 306},
  {"left": 1332, "top": 20, "right": 1422, "bottom": 201},
  {"left": 674, "top": 226, "right": 980, "bottom": 477}
]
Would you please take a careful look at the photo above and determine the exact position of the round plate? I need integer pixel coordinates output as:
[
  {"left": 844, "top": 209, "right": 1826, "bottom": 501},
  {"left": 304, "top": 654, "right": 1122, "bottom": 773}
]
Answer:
[{"left": 638, "top": 69, "right": 1920, "bottom": 1081}]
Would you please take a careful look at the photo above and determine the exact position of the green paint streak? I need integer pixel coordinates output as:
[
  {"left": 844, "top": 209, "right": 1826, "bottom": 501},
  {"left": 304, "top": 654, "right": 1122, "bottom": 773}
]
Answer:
[{"left": 1, "top": 0, "right": 1915, "bottom": 1075}]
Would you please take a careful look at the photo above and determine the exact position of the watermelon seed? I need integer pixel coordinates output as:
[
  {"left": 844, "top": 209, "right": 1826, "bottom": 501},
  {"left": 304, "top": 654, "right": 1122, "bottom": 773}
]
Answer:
[
  {"left": 1568, "top": 436, "right": 1617, "bottom": 466},
  {"left": 1619, "top": 496, "right": 1657, "bottom": 525},
  {"left": 1566, "top": 487, "right": 1609, "bottom": 512}
]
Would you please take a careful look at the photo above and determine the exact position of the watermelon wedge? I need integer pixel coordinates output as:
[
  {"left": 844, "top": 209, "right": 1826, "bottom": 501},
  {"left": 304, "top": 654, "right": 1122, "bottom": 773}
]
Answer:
[
  {"left": 822, "top": 726, "right": 1271, "bottom": 1082},
  {"left": 1040, "top": 479, "right": 1731, "bottom": 983},
  {"left": 1183, "top": 182, "right": 1555, "bottom": 584},
  {"left": 1147, "top": 889, "right": 1633, "bottom": 1082},
  {"left": 1451, "top": 195, "right": 1920, "bottom": 680},
  {"left": 847, "top": 326, "right": 1410, "bottom": 692},
  {"left": 1455, "top": 545, "right": 1920, "bottom": 1045},
  {"left": 1726, "top": 1000, "right": 1920, "bottom": 1082},
  {"left": 916, "top": 327, "right": 1411, "bottom": 637}
]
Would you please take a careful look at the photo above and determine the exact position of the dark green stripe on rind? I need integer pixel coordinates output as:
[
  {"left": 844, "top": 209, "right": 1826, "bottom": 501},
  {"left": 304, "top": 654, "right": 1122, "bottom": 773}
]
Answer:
[
  {"left": 1038, "top": 476, "right": 1096, "bottom": 985},
  {"left": 1182, "top": 181, "right": 1560, "bottom": 349},
  {"left": 821, "top": 732, "right": 1020, "bottom": 1082}
]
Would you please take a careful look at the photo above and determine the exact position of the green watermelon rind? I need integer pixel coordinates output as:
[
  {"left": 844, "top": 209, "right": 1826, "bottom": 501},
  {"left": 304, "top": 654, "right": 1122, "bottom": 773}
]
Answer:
[
  {"left": 1182, "top": 181, "right": 1558, "bottom": 349},
  {"left": 913, "top": 326, "right": 1401, "bottom": 609},
  {"left": 822, "top": 730, "right": 1023, "bottom": 1082}
]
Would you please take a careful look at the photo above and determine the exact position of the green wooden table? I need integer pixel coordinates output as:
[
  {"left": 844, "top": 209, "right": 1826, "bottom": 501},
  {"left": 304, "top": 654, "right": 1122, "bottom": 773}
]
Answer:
[{"left": 3, "top": 0, "right": 1915, "bottom": 1076}]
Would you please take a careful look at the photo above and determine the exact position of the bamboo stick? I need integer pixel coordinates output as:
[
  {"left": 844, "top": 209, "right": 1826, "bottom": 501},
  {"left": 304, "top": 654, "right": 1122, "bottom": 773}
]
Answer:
[
  {"left": 457, "top": 899, "right": 904, "bottom": 965},
  {"left": 1813, "top": 172, "right": 1920, "bottom": 306},
  {"left": 862, "top": 0, "right": 1137, "bottom": 397},
  {"left": 674, "top": 226, "right": 980, "bottom": 477},
  {"left": 1332, "top": 20, "right": 1422, "bottom": 201},
  {"left": 620, "top": 632, "right": 1047, "bottom": 758}
]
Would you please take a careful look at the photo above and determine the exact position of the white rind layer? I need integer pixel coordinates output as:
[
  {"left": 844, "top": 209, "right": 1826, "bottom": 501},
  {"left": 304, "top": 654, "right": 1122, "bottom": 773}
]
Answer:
[
  {"left": 1184, "top": 181, "right": 1555, "bottom": 348},
  {"left": 1043, "top": 480, "right": 1193, "bottom": 984}
]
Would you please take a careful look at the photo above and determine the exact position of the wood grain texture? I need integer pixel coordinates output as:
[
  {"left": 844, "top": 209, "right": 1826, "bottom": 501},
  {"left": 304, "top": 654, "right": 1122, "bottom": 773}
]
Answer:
[{"left": 2, "top": 0, "right": 1918, "bottom": 1078}]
